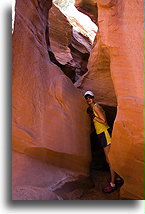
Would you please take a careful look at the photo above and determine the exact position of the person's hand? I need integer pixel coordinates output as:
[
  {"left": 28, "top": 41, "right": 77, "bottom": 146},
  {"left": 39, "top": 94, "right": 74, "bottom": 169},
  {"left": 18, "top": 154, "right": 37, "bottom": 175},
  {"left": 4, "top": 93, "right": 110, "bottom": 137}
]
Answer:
[{"left": 87, "top": 107, "right": 96, "bottom": 119}]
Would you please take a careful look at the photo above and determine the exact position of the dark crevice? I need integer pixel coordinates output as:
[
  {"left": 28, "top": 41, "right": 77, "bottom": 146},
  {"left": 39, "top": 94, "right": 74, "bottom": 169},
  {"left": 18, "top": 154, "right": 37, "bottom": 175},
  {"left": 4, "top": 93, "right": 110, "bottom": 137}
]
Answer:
[
  {"left": 100, "top": 105, "right": 117, "bottom": 130},
  {"left": 90, "top": 105, "right": 117, "bottom": 171},
  {"left": 68, "top": 44, "right": 90, "bottom": 79},
  {"left": 48, "top": 3, "right": 94, "bottom": 83},
  {"left": 48, "top": 49, "right": 76, "bottom": 83},
  {"left": 47, "top": 44, "right": 90, "bottom": 83},
  {"left": 45, "top": 25, "right": 50, "bottom": 49}
]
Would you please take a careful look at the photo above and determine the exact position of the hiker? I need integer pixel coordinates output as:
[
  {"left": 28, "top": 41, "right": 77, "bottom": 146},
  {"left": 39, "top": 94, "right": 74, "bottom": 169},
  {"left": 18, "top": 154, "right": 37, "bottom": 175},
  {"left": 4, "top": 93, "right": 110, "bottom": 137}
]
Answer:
[{"left": 84, "top": 90, "right": 122, "bottom": 193}]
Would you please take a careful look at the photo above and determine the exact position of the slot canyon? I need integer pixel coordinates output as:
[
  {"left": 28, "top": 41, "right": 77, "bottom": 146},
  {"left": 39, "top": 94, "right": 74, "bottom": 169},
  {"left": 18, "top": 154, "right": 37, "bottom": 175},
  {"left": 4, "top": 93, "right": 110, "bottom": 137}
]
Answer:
[{"left": 12, "top": 0, "right": 143, "bottom": 200}]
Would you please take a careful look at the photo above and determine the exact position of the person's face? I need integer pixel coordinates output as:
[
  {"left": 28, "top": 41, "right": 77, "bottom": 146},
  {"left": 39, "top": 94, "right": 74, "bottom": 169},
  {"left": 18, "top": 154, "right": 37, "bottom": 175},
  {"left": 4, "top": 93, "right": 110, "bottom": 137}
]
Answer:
[{"left": 85, "top": 96, "right": 94, "bottom": 105}]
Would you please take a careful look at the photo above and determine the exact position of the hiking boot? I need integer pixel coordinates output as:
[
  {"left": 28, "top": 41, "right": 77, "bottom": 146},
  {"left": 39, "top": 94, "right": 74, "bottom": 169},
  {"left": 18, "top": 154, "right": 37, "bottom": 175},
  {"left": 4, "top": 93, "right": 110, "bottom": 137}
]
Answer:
[{"left": 103, "top": 184, "right": 117, "bottom": 193}]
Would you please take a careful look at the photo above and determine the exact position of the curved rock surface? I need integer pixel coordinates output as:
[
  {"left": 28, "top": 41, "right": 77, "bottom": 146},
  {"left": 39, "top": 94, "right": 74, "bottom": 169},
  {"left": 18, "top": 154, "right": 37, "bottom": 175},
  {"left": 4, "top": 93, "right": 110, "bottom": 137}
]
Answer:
[
  {"left": 75, "top": 34, "right": 117, "bottom": 107},
  {"left": 53, "top": 0, "right": 98, "bottom": 44},
  {"left": 49, "top": 4, "right": 73, "bottom": 65},
  {"left": 12, "top": 0, "right": 143, "bottom": 200},
  {"left": 77, "top": 0, "right": 143, "bottom": 199},
  {"left": 12, "top": 0, "right": 92, "bottom": 199},
  {"left": 49, "top": 4, "right": 91, "bottom": 82},
  {"left": 75, "top": 0, "right": 98, "bottom": 24}
]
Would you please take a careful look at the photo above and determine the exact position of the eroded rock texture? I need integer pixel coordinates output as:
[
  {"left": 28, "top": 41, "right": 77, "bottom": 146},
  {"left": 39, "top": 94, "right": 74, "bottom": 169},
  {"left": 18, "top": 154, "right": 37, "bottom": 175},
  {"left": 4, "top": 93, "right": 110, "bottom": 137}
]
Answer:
[
  {"left": 12, "top": 0, "right": 91, "bottom": 200},
  {"left": 75, "top": 0, "right": 98, "bottom": 24},
  {"left": 49, "top": 4, "right": 91, "bottom": 82},
  {"left": 12, "top": 0, "right": 143, "bottom": 200},
  {"left": 75, "top": 33, "right": 117, "bottom": 107},
  {"left": 77, "top": 0, "right": 143, "bottom": 199}
]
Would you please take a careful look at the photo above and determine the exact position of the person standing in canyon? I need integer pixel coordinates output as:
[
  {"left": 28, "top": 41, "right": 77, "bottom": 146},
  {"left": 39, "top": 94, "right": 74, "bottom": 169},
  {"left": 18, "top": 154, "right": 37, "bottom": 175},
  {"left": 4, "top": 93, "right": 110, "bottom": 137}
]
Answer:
[{"left": 84, "top": 90, "right": 121, "bottom": 193}]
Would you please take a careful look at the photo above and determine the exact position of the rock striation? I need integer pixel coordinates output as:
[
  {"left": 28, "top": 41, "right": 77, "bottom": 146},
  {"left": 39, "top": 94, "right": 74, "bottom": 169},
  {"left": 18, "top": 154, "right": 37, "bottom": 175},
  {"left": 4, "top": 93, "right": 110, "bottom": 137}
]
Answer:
[
  {"left": 12, "top": 0, "right": 91, "bottom": 200},
  {"left": 53, "top": 0, "right": 98, "bottom": 44},
  {"left": 75, "top": 0, "right": 98, "bottom": 24},
  {"left": 12, "top": 0, "right": 144, "bottom": 200},
  {"left": 76, "top": 0, "right": 144, "bottom": 199},
  {"left": 49, "top": 4, "right": 91, "bottom": 82}
]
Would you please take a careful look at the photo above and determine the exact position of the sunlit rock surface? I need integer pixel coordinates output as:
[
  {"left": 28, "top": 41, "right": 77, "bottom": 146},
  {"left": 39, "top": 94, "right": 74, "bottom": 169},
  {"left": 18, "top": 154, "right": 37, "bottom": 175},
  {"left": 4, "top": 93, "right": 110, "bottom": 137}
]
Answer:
[
  {"left": 12, "top": 0, "right": 16, "bottom": 33},
  {"left": 53, "top": 0, "right": 98, "bottom": 44},
  {"left": 49, "top": 4, "right": 72, "bottom": 65},
  {"left": 77, "top": 0, "right": 143, "bottom": 199},
  {"left": 12, "top": 0, "right": 143, "bottom": 200},
  {"left": 75, "top": 34, "right": 117, "bottom": 107},
  {"left": 12, "top": 0, "right": 91, "bottom": 200},
  {"left": 75, "top": 0, "right": 98, "bottom": 24},
  {"left": 49, "top": 4, "right": 91, "bottom": 82}
]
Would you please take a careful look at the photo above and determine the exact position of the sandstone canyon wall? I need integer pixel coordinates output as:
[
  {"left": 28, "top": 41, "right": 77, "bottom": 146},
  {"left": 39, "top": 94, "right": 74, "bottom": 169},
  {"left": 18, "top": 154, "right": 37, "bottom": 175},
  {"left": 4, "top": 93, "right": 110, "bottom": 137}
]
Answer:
[
  {"left": 75, "top": 0, "right": 98, "bottom": 24},
  {"left": 12, "top": 0, "right": 144, "bottom": 200},
  {"left": 12, "top": 0, "right": 91, "bottom": 199},
  {"left": 49, "top": 4, "right": 91, "bottom": 82},
  {"left": 77, "top": 0, "right": 143, "bottom": 199}
]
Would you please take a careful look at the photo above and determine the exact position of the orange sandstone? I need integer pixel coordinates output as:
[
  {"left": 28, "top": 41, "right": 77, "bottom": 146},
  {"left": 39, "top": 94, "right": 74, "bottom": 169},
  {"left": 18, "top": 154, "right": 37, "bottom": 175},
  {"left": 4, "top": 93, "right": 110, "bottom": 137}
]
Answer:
[
  {"left": 12, "top": 0, "right": 91, "bottom": 200},
  {"left": 77, "top": 0, "right": 143, "bottom": 199}
]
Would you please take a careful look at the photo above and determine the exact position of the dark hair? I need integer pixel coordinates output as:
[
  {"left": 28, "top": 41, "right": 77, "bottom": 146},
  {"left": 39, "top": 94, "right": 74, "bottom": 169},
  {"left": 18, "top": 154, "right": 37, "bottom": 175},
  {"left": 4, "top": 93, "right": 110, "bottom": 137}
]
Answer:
[{"left": 84, "top": 94, "right": 94, "bottom": 99}]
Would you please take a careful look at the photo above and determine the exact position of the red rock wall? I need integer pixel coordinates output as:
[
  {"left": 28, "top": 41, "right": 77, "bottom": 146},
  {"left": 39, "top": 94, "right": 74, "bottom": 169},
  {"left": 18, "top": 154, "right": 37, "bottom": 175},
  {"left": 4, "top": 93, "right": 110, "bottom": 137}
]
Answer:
[
  {"left": 75, "top": 33, "right": 117, "bottom": 106},
  {"left": 49, "top": 4, "right": 72, "bottom": 65},
  {"left": 12, "top": 0, "right": 91, "bottom": 181},
  {"left": 107, "top": 0, "right": 144, "bottom": 199},
  {"left": 49, "top": 4, "right": 91, "bottom": 82},
  {"left": 77, "top": 0, "right": 144, "bottom": 199},
  {"left": 12, "top": 0, "right": 143, "bottom": 200},
  {"left": 75, "top": 0, "right": 98, "bottom": 24}
]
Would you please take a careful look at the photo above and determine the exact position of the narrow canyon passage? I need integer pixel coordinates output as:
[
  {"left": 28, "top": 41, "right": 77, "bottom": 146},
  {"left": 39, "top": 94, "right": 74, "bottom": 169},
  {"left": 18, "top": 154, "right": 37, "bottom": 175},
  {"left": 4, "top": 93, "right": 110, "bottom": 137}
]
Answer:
[
  {"left": 12, "top": 0, "right": 120, "bottom": 200},
  {"left": 53, "top": 106, "right": 119, "bottom": 200},
  {"left": 12, "top": 0, "right": 143, "bottom": 200},
  {"left": 48, "top": 1, "right": 97, "bottom": 82},
  {"left": 47, "top": 1, "right": 120, "bottom": 199}
]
